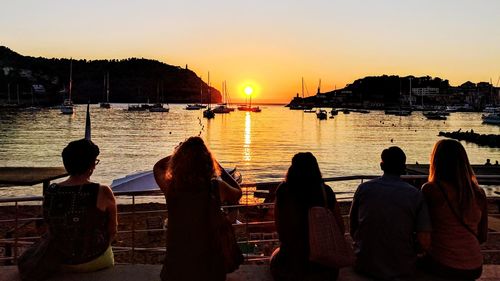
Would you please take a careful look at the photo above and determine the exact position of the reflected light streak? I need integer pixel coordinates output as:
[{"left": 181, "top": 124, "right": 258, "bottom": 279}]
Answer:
[{"left": 243, "top": 112, "right": 251, "bottom": 162}]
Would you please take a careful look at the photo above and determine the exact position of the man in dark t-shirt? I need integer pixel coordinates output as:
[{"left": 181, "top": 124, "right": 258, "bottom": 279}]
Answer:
[{"left": 349, "top": 146, "right": 432, "bottom": 280}]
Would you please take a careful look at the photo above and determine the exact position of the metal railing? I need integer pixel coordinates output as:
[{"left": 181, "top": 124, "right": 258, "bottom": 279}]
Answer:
[{"left": 1, "top": 175, "right": 499, "bottom": 265}]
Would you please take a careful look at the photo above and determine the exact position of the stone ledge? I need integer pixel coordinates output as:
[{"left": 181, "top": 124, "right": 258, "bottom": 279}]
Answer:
[{"left": 1, "top": 264, "right": 499, "bottom": 281}]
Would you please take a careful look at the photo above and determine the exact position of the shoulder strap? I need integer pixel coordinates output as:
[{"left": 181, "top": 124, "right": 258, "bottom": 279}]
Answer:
[
  {"left": 320, "top": 185, "right": 328, "bottom": 208},
  {"left": 436, "top": 183, "right": 478, "bottom": 239}
]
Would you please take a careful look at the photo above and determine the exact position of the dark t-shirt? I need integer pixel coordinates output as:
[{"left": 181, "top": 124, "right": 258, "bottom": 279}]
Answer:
[{"left": 349, "top": 174, "right": 432, "bottom": 280}]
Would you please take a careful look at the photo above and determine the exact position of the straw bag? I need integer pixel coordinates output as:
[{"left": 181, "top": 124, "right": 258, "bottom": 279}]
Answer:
[{"left": 308, "top": 187, "right": 355, "bottom": 268}]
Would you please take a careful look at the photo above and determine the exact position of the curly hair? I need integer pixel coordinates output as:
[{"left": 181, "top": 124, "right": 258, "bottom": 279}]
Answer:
[{"left": 165, "top": 137, "right": 220, "bottom": 194}]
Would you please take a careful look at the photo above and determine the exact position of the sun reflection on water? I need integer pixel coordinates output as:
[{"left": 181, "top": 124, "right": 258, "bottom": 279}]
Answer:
[{"left": 243, "top": 112, "right": 251, "bottom": 162}]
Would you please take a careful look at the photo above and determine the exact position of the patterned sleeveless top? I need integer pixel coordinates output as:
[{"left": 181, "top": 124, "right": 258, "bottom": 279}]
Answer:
[{"left": 43, "top": 183, "right": 110, "bottom": 265}]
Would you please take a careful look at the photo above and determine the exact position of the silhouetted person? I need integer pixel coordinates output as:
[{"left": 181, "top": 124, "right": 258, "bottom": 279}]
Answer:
[
  {"left": 420, "top": 140, "right": 488, "bottom": 280},
  {"left": 154, "top": 137, "right": 241, "bottom": 281},
  {"left": 349, "top": 146, "right": 431, "bottom": 280},
  {"left": 485, "top": 159, "right": 492, "bottom": 166},
  {"left": 18, "top": 139, "right": 117, "bottom": 280},
  {"left": 270, "top": 152, "right": 344, "bottom": 281}
]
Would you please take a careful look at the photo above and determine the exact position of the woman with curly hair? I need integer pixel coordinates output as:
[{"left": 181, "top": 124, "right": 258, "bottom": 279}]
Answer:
[{"left": 154, "top": 136, "right": 241, "bottom": 281}]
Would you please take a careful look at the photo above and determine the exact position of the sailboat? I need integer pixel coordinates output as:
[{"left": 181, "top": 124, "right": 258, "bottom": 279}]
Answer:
[
  {"left": 150, "top": 81, "right": 169, "bottom": 112},
  {"left": 60, "top": 59, "right": 74, "bottom": 114},
  {"left": 186, "top": 79, "right": 207, "bottom": 110},
  {"left": 289, "top": 77, "right": 313, "bottom": 110},
  {"left": 100, "top": 72, "right": 111, "bottom": 108},
  {"left": 213, "top": 81, "right": 233, "bottom": 114},
  {"left": 24, "top": 86, "right": 41, "bottom": 112},
  {"left": 203, "top": 73, "right": 215, "bottom": 119}
]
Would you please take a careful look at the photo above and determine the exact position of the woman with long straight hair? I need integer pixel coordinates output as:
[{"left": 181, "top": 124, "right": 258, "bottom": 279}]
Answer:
[
  {"left": 153, "top": 136, "right": 241, "bottom": 281},
  {"left": 420, "top": 139, "right": 488, "bottom": 280},
  {"left": 270, "top": 152, "right": 344, "bottom": 281}
]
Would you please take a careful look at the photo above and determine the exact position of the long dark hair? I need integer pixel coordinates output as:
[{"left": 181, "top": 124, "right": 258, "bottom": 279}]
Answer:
[
  {"left": 428, "top": 139, "right": 479, "bottom": 208},
  {"left": 285, "top": 152, "right": 324, "bottom": 205},
  {"left": 166, "top": 137, "right": 220, "bottom": 194}
]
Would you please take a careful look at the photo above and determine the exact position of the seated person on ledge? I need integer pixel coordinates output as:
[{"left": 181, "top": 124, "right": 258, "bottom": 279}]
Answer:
[
  {"left": 349, "top": 146, "right": 432, "bottom": 281},
  {"left": 18, "top": 139, "right": 117, "bottom": 281},
  {"left": 270, "top": 152, "right": 345, "bottom": 281}
]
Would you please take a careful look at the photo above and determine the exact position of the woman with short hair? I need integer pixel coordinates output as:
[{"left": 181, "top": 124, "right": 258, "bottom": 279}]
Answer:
[{"left": 18, "top": 139, "right": 117, "bottom": 280}]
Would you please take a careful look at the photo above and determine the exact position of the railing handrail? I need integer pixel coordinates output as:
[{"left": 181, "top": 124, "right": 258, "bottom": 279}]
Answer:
[{"left": 1, "top": 174, "right": 499, "bottom": 202}]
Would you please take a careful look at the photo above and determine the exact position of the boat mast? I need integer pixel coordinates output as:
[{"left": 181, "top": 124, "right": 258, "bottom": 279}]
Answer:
[
  {"left": 302, "top": 77, "right": 304, "bottom": 98},
  {"left": 69, "top": 59, "right": 73, "bottom": 100},
  {"left": 208, "top": 72, "right": 211, "bottom": 109},
  {"left": 106, "top": 72, "right": 110, "bottom": 102}
]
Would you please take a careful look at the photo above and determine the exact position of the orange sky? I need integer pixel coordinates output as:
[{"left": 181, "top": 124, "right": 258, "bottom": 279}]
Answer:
[{"left": 1, "top": 1, "right": 500, "bottom": 103}]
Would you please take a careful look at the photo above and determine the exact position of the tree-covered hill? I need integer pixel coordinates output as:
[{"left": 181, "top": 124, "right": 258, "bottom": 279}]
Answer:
[{"left": 0, "top": 46, "right": 221, "bottom": 105}]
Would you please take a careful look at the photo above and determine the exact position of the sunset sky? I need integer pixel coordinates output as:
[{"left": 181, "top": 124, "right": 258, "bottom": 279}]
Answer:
[{"left": 1, "top": 0, "right": 499, "bottom": 103}]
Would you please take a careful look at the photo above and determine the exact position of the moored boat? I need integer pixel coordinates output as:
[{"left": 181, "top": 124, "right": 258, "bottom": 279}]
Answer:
[
  {"left": 238, "top": 105, "right": 261, "bottom": 112},
  {"left": 316, "top": 109, "right": 327, "bottom": 120},
  {"left": 149, "top": 103, "right": 169, "bottom": 112},
  {"left": 423, "top": 111, "right": 447, "bottom": 120},
  {"left": 212, "top": 104, "right": 232, "bottom": 114},
  {"left": 482, "top": 113, "right": 500, "bottom": 125},
  {"left": 60, "top": 60, "right": 74, "bottom": 115}
]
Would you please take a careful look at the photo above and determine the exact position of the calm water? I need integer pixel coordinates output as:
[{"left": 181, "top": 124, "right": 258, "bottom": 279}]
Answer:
[{"left": 1, "top": 104, "right": 500, "bottom": 198}]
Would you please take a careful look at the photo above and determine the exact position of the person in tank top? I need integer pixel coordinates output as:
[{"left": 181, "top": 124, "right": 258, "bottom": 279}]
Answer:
[
  {"left": 419, "top": 139, "right": 488, "bottom": 280},
  {"left": 18, "top": 139, "right": 117, "bottom": 280}
]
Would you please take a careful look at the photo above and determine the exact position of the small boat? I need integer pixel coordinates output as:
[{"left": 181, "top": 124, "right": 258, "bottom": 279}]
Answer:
[
  {"left": 128, "top": 104, "right": 147, "bottom": 111},
  {"left": 423, "top": 111, "right": 447, "bottom": 120},
  {"left": 330, "top": 109, "right": 339, "bottom": 116},
  {"left": 60, "top": 60, "right": 74, "bottom": 115},
  {"left": 213, "top": 104, "right": 232, "bottom": 114},
  {"left": 60, "top": 99, "right": 74, "bottom": 114},
  {"left": 203, "top": 72, "right": 215, "bottom": 119},
  {"left": 238, "top": 105, "right": 261, "bottom": 112},
  {"left": 100, "top": 72, "right": 111, "bottom": 109},
  {"left": 203, "top": 108, "right": 215, "bottom": 119},
  {"left": 342, "top": 109, "right": 350, "bottom": 114},
  {"left": 149, "top": 103, "right": 169, "bottom": 112},
  {"left": 185, "top": 104, "right": 203, "bottom": 110},
  {"left": 483, "top": 106, "right": 500, "bottom": 113},
  {"left": 482, "top": 113, "right": 500, "bottom": 125},
  {"left": 316, "top": 109, "right": 327, "bottom": 120}
]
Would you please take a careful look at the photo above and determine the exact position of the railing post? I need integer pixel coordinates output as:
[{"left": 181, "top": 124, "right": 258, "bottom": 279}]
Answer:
[
  {"left": 13, "top": 201, "right": 19, "bottom": 263},
  {"left": 131, "top": 195, "right": 136, "bottom": 264}
]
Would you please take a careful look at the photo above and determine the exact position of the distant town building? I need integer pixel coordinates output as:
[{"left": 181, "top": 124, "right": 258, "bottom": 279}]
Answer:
[
  {"left": 32, "top": 84, "right": 46, "bottom": 95},
  {"left": 412, "top": 87, "right": 439, "bottom": 96}
]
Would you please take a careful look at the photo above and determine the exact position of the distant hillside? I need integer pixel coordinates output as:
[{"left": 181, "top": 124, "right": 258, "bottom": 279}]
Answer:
[
  {"left": 288, "top": 74, "right": 497, "bottom": 109},
  {"left": 0, "top": 46, "right": 221, "bottom": 105}
]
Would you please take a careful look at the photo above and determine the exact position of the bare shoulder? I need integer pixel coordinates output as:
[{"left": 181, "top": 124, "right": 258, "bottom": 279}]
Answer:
[{"left": 99, "top": 184, "right": 116, "bottom": 202}]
